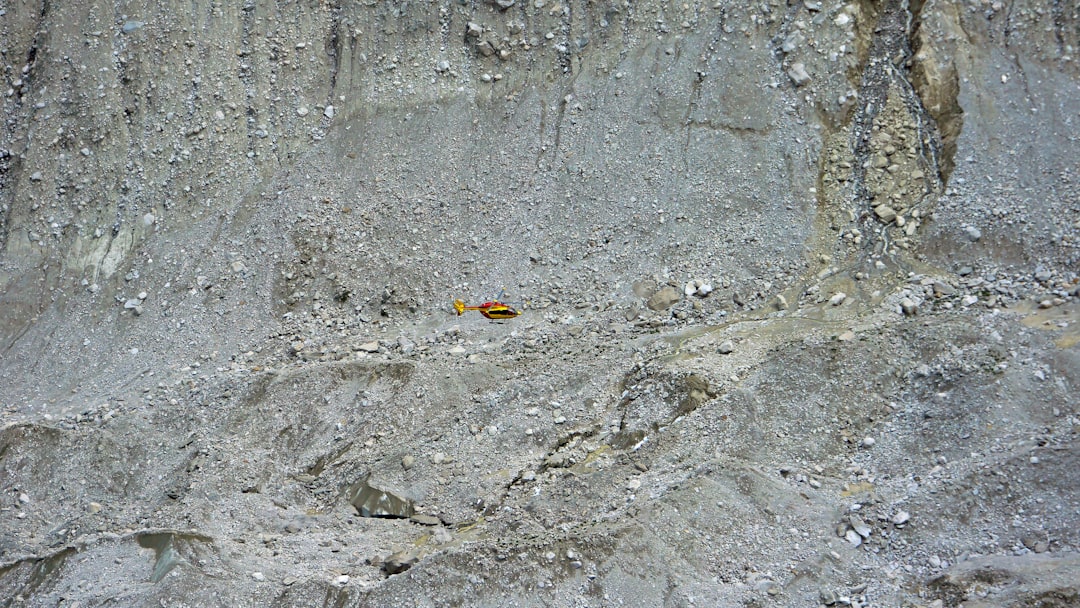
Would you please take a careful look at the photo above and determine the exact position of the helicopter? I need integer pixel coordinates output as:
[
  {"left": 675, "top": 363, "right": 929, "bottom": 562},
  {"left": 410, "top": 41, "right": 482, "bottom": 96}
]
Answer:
[{"left": 453, "top": 290, "right": 522, "bottom": 320}]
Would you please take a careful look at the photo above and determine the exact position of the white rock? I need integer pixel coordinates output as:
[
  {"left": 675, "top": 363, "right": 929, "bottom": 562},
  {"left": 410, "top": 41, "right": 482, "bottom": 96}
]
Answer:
[
  {"left": 358, "top": 341, "right": 380, "bottom": 353},
  {"left": 336, "top": 574, "right": 349, "bottom": 586},
  {"left": 829, "top": 292, "right": 847, "bottom": 306},
  {"left": 961, "top": 294, "right": 979, "bottom": 307},
  {"left": 861, "top": 436, "right": 875, "bottom": 448},
  {"left": 252, "top": 572, "right": 266, "bottom": 582},
  {"left": 874, "top": 205, "right": 897, "bottom": 223},
  {"left": 900, "top": 298, "right": 918, "bottom": 316},
  {"left": 297, "top": 106, "right": 309, "bottom": 117},
  {"left": 845, "top": 529, "right": 862, "bottom": 547},
  {"left": 850, "top": 514, "right": 872, "bottom": 539},
  {"left": 834, "top": 13, "right": 850, "bottom": 26},
  {"left": 788, "top": 62, "right": 811, "bottom": 86},
  {"left": 892, "top": 511, "right": 910, "bottom": 526},
  {"left": 696, "top": 283, "right": 713, "bottom": 297},
  {"left": 448, "top": 345, "right": 467, "bottom": 355},
  {"left": 324, "top": 105, "right": 335, "bottom": 119}
]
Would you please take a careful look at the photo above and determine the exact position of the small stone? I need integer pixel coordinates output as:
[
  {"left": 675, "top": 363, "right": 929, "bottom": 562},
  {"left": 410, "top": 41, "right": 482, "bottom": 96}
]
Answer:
[
  {"left": 646, "top": 286, "right": 681, "bottom": 311},
  {"left": 336, "top": 574, "right": 349, "bottom": 586},
  {"left": 829, "top": 292, "right": 847, "bottom": 306},
  {"left": 849, "top": 514, "right": 871, "bottom": 539},
  {"left": 787, "top": 62, "right": 811, "bottom": 86},
  {"left": 466, "top": 22, "right": 483, "bottom": 37},
  {"left": 435, "top": 60, "right": 450, "bottom": 73},
  {"left": 834, "top": 12, "right": 850, "bottom": 26},
  {"left": 781, "top": 32, "right": 803, "bottom": 54},
  {"left": 961, "top": 294, "right": 979, "bottom": 307},
  {"left": 252, "top": 572, "right": 266, "bottom": 582},
  {"left": 88, "top": 502, "right": 102, "bottom": 514},
  {"left": 775, "top": 294, "right": 789, "bottom": 310},
  {"left": 402, "top": 455, "right": 415, "bottom": 470},
  {"left": 718, "top": 340, "right": 734, "bottom": 354},
  {"left": 861, "top": 436, "right": 875, "bottom": 448},
  {"left": 837, "top": 330, "right": 855, "bottom": 342},
  {"left": 874, "top": 205, "right": 897, "bottom": 223},
  {"left": 431, "top": 452, "right": 447, "bottom": 465},
  {"left": 964, "top": 225, "right": 982, "bottom": 242},
  {"left": 820, "top": 589, "right": 839, "bottom": 605},
  {"left": 358, "top": 341, "right": 380, "bottom": 353},
  {"left": 845, "top": 529, "right": 862, "bottom": 546},
  {"left": 892, "top": 511, "right": 910, "bottom": 526},
  {"left": 493, "top": 0, "right": 515, "bottom": 8},
  {"left": 932, "top": 281, "right": 956, "bottom": 297},
  {"left": 30, "top": 171, "right": 42, "bottom": 181},
  {"left": 900, "top": 298, "right": 918, "bottom": 316},
  {"left": 297, "top": 106, "right": 309, "bottom": 117},
  {"left": 448, "top": 345, "right": 467, "bottom": 355},
  {"left": 383, "top": 551, "right": 417, "bottom": 575},
  {"left": 410, "top": 514, "right": 441, "bottom": 526},
  {"left": 324, "top": 105, "right": 335, "bottom": 119}
]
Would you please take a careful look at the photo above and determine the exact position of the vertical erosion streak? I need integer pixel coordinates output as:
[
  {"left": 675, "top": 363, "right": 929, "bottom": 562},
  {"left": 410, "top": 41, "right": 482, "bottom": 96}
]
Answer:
[
  {"left": 325, "top": 0, "right": 342, "bottom": 100},
  {"left": 847, "top": 0, "right": 912, "bottom": 208},
  {"left": 847, "top": 0, "right": 959, "bottom": 247},
  {"left": 908, "top": 2, "right": 963, "bottom": 185}
]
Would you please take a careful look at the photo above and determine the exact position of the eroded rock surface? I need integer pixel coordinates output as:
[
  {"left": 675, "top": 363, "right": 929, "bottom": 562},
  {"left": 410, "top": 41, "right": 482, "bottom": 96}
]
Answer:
[{"left": 1, "top": 1, "right": 1078, "bottom": 606}]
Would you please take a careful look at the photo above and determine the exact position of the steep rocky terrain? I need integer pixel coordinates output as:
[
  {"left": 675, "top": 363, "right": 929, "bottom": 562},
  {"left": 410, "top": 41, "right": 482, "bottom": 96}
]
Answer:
[{"left": 1, "top": 0, "right": 1078, "bottom": 606}]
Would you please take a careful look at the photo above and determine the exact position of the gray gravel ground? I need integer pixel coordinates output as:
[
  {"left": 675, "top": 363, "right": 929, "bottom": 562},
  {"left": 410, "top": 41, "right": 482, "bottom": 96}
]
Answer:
[{"left": 1, "top": 1, "right": 1078, "bottom": 607}]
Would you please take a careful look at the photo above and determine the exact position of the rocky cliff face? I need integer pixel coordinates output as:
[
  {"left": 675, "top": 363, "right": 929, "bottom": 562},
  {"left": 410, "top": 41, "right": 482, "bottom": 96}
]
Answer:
[{"left": 1, "top": 1, "right": 1078, "bottom": 606}]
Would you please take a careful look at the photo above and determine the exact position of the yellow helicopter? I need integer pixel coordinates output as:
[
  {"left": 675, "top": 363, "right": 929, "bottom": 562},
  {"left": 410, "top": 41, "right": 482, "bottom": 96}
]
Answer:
[{"left": 453, "top": 290, "right": 522, "bottom": 320}]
